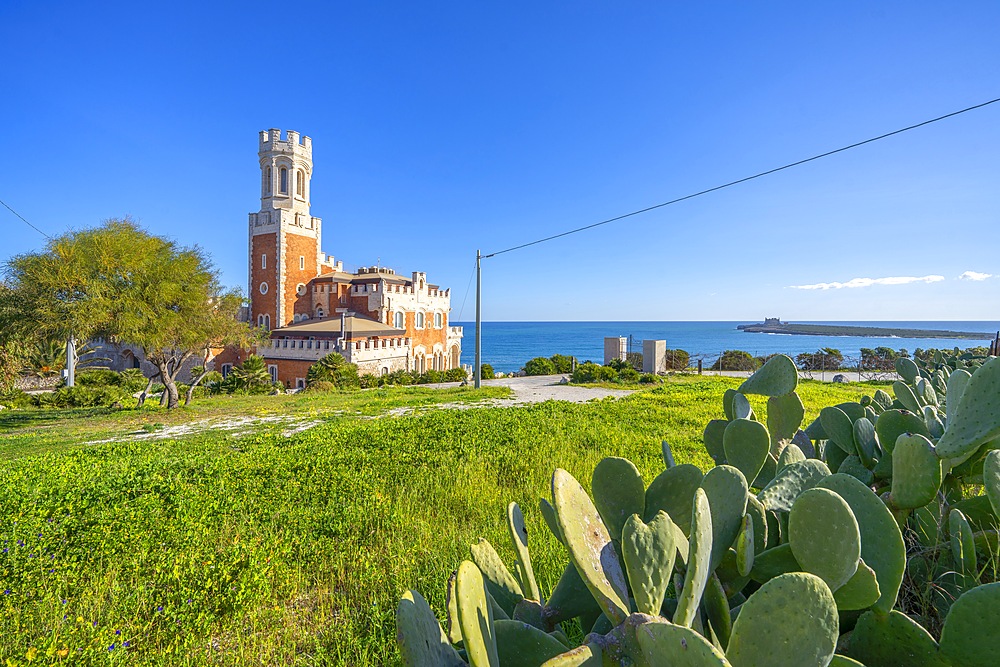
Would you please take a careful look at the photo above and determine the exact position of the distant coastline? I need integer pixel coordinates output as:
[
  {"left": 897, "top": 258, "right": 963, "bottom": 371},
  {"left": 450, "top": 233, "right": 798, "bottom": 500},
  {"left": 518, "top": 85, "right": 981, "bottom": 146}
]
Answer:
[{"left": 737, "top": 319, "right": 991, "bottom": 340}]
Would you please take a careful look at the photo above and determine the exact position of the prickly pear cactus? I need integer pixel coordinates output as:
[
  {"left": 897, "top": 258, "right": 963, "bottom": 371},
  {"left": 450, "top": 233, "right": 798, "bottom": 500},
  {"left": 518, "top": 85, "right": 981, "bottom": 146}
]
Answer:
[{"left": 395, "top": 350, "right": 1000, "bottom": 667}]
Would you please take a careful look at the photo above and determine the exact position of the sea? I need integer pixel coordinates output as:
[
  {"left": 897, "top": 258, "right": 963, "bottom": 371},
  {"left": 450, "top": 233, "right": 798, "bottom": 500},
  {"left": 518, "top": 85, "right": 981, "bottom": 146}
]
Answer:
[{"left": 453, "top": 321, "right": 1000, "bottom": 374}]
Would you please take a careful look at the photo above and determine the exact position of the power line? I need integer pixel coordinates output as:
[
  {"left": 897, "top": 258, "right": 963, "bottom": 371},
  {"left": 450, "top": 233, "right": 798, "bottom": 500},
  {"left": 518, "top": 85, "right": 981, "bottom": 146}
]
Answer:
[
  {"left": 484, "top": 96, "right": 1000, "bottom": 259},
  {"left": 0, "top": 198, "right": 51, "bottom": 240}
]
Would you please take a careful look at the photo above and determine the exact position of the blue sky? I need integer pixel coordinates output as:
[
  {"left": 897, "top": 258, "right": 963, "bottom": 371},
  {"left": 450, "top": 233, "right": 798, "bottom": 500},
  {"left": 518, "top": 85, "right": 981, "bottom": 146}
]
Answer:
[{"left": 2, "top": 1, "right": 998, "bottom": 321}]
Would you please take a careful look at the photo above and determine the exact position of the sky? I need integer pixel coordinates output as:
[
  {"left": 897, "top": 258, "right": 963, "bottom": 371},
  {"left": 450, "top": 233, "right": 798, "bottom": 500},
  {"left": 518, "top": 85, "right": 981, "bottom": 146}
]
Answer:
[{"left": 1, "top": 1, "right": 998, "bottom": 322}]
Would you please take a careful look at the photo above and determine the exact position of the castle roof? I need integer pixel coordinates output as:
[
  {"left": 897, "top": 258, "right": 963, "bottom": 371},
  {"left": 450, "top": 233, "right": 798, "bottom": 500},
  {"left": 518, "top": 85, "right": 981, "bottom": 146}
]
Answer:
[{"left": 271, "top": 314, "right": 406, "bottom": 339}]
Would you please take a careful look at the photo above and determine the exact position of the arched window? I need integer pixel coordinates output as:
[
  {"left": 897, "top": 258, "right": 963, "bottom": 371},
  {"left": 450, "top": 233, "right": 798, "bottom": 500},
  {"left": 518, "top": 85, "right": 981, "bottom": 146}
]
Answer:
[
  {"left": 279, "top": 167, "right": 288, "bottom": 194},
  {"left": 316, "top": 307, "right": 325, "bottom": 319},
  {"left": 415, "top": 312, "right": 425, "bottom": 329},
  {"left": 264, "top": 314, "right": 270, "bottom": 330},
  {"left": 395, "top": 312, "right": 404, "bottom": 329},
  {"left": 265, "top": 167, "right": 272, "bottom": 194},
  {"left": 296, "top": 169, "right": 305, "bottom": 196},
  {"left": 434, "top": 312, "right": 443, "bottom": 328}
]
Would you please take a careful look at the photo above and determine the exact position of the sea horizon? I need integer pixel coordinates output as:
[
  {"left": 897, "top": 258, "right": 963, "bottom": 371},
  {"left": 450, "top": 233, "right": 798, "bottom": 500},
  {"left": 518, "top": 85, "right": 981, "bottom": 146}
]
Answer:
[{"left": 454, "top": 320, "right": 1000, "bottom": 373}]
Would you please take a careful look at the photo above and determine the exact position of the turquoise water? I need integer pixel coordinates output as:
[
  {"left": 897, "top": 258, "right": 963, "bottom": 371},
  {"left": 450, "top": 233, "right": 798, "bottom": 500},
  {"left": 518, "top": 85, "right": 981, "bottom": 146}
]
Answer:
[{"left": 454, "top": 321, "right": 1000, "bottom": 373}]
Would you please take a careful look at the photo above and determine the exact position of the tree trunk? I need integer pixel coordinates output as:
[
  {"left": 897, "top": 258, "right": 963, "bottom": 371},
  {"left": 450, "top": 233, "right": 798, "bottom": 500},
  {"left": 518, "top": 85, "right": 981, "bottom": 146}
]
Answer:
[
  {"left": 156, "top": 359, "right": 181, "bottom": 409},
  {"left": 137, "top": 375, "right": 156, "bottom": 409}
]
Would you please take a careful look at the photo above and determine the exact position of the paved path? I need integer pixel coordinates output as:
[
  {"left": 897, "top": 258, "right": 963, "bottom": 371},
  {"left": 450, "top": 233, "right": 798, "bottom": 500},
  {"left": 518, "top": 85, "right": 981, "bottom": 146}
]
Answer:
[{"left": 423, "top": 374, "right": 635, "bottom": 406}]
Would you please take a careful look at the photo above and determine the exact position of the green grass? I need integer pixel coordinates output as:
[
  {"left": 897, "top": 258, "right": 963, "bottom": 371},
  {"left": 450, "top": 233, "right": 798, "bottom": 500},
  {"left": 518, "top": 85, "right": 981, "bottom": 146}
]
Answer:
[{"left": 0, "top": 377, "right": 878, "bottom": 664}]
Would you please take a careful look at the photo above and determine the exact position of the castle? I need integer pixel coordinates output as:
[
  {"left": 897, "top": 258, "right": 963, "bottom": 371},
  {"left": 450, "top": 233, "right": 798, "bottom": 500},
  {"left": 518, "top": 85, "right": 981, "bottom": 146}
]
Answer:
[{"left": 239, "top": 129, "right": 463, "bottom": 387}]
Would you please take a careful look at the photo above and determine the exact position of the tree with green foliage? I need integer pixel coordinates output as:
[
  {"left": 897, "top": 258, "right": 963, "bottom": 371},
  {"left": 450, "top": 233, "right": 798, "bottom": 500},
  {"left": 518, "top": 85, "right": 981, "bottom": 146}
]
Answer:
[
  {"left": 480, "top": 364, "right": 495, "bottom": 380},
  {"left": 523, "top": 356, "right": 556, "bottom": 376},
  {"left": 2, "top": 219, "right": 259, "bottom": 408},
  {"left": 711, "top": 349, "right": 759, "bottom": 371},
  {"left": 306, "top": 352, "right": 360, "bottom": 389},
  {"left": 796, "top": 347, "right": 844, "bottom": 371}
]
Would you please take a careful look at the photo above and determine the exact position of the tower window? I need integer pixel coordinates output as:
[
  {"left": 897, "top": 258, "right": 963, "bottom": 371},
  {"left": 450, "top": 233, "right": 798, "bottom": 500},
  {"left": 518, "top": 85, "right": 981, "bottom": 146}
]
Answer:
[
  {"left": 280, "top": 167, "right": 288, "bottom": 194},
  {"left": 434, "top": 312, "right": 443, "bottom": 328},
  {"left": 296, "top": 169, "right": 305, "bottom": 196},
  {"left": 261, "top": 254, "right": 266, "bottom": 270},
  {"left": 415, "top": 312, "right": 425, "bottom": 329},
  {"left": 265, "top": 167, "right": 272, "bottom": 194},
  {"left": 259, "top": 282, "right": 269, "bottom": 295},
  {"left": 395, "top": 312, "right": 404, "bottom": 329},
  {"left": 299, "top": 256, "right": 305, "bottom": 271}
]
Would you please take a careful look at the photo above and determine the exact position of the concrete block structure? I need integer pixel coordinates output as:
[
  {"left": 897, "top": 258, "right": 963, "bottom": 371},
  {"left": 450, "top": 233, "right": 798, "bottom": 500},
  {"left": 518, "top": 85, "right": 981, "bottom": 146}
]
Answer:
[
  {"left": 643, "top": 339, "right": 666, "bottom": 374},
  {"left": 238, "top": 129, "right": 463, "bottom": 387},
  {"left": 604, "top": 337, "right": 627, "bottom": 365}
]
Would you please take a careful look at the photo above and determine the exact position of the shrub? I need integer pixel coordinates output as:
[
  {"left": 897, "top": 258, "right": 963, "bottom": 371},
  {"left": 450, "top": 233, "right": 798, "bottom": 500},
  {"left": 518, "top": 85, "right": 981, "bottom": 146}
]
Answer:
[
  {"left": 444, "top": 367, "right": 467, "bottom": 382},
  {"left": 35, "top": 385, "right": 128, "bottom": 408},
  {"left": 638, "top": 373, "right": 660, "bottom": 384},
  {"left": 480, "top": 364, "right": 495, "bottom": 380},
  {"left": 221, "top": 355, "right": 275, "bottom": 394},
  {"left": 75, "top": 369, "right": 122, "bottom": 387},
  {"left": 618, "top": 366, "right": 640, "bottom": 383},
  {"left": 306, "top": 353, "right": 360, "bottom": 390},
  {"left": 523, "top": 357, "right": 556, "bottom": 376},
  {"left": 549, "top": 354, "right": 574, "bottom": 373},
  {"left": 711, "top": 349, "right": 759, "bottom": 371},
  {"left": 302, "top": 380, "right": 336, "bottom": 393},
  {"left": 571, "top": 362, "right": 617, "bottom": 383},
  {"left": 418, "top": 370, "right": 445, "bottom": 384},
  {"left": 0, "top": 389, "right": 33, "bottom": 409},
  {"left": 359, "top": 374, "right": 380, "bottom": 389},
  {"left": 118, "top": 368, "right": 147, "bottom": 392}
]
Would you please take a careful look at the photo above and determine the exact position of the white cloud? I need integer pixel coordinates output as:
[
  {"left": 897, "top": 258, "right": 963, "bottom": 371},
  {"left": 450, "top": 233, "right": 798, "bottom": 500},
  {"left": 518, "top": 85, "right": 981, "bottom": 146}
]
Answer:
[
  {"left": 958, "top": 271, "right": 993, "bottom": 281},
  {"left": 790, "top": 275, "right": 945, "bottom": 290}
]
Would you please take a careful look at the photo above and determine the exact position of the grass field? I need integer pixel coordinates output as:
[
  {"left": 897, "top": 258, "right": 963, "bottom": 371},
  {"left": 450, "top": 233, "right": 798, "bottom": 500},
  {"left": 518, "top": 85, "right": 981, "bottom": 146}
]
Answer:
[{"left": 0, "top": 376, "right": 881, "bottom": 664}]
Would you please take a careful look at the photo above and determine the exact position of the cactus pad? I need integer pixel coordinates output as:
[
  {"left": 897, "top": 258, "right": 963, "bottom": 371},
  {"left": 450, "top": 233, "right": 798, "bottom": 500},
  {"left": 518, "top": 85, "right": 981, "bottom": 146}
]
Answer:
[
  {"left": 724, "top": 419, "right": 771, "bottom": 484},
  {"left": 758, "top": 459, "right": 831, "bottom": 512},
  {"left": 749, "top": 543, "right": 801, "bottom": 584},
  {"left": 937, "top": 358, "right": 1000, "bottom": 459},
  {"left": 853, "top": 417, "right": 878, "bottom": 467},
  {"left": 674, "top": 487, "right": 713, "bottom": 628},
  {"left": 894, "top": 381, "right": 923, "bottom": 413},
  {"left": 396, "top": 589, "right": 466, "bottom": 667},
  {"left": 507, "top": 502, "right": 541, "bottom": 601},
  {"left": 539, "top": 643, "right": 602, "bottom": 666},
  {"left": 777, "top": 443, "right": 806, "bottom": 471},
  {"left": 939, "top": 582, "right": 1000, "bottom": 667},
  {"left": 645, "top": 463, "right": 704, "bottom": 534},
  {"left": 817, "top": 474, "right": 906, "bottom": 614},
  {"left": 704, "top": 419, "right": 730, "bottom": 466},
  {"left": 494, "top": 620, "right": 567, "bottom": 667},
  {"left": 985, "top": 449, "right": 1000, "bottom": 517},
  {"left": 767, "top": 391, "right": 805, "bottom": 449},
  {"left": 622, "top": 511, "right": 678, "bottom": 616},
  {"left": 896, "top": 357, "right": 920, "bottom": 384},
  {"left": 821, "top": 406, "right": 857, "bottom": 454},
  {"left": 470, "top": 538, "right": 523, "bottom": 615},
  {"left": 833, "top": 559, "right": 880, "bottom": 611},
  {"left": 890, "top": 434, "right": 943, "bottom": 510},
  {"left": 636, "top": 620, "right": 731, "bottom": 666},
  {"left": 727, "top": 572, "right": 838, "bottom": 667},
  {"left": 875, "top": 409, "right": 929, "bottom": 453},
  {"left": 738, "top": 353, "right": 799, "bottom": 397},
  {"left": 848, "top": 609, "right": 946, "bottom": 667},
  {"left": 701, "top": 465, "right": 749, "bottom": 571},
  {"left": 552, "top": 468, "right": 630, "bottom": 625},
  {"left": 539, "top": 497, "right": 564, "bottom": 545},
  {"left": 456, "top": 560, "right": 500, "bottom": 667},
  {"left": 946, "top": 369, "right": 972, "bottom": 420},
  {"left": 948, "top": 509, "right": 976, "bottom": 577},
  {"left": 789, "top": 488, "right": 861, "bottom": 591},
  {"left": 591, "top": 457, "right": 645, "bottom": 541},
  {"left": 542, "top": 563, "right": 602, "bottom": 626}
]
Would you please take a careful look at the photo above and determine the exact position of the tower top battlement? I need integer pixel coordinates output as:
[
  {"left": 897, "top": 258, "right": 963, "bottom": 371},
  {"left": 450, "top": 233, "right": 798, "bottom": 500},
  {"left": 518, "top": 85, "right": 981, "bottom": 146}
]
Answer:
[{"left": 259, "top": 128, "right": 312, "bottom": 155}]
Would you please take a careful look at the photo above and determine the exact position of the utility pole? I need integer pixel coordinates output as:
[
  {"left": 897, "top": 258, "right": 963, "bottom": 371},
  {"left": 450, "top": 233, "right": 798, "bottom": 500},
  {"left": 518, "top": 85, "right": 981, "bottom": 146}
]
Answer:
[
  {"left": 65, "top": 336, "right": 75, "bottom": 388},
  {"left": 475, "top": 250, "right": 482, "bottom": 388}
]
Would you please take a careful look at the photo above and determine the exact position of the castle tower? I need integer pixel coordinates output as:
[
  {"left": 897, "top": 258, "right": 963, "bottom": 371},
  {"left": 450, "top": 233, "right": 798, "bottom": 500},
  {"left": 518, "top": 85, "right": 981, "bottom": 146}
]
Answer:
[{"left": 248, "top": 129, "right": 324, "bottom": 329}]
